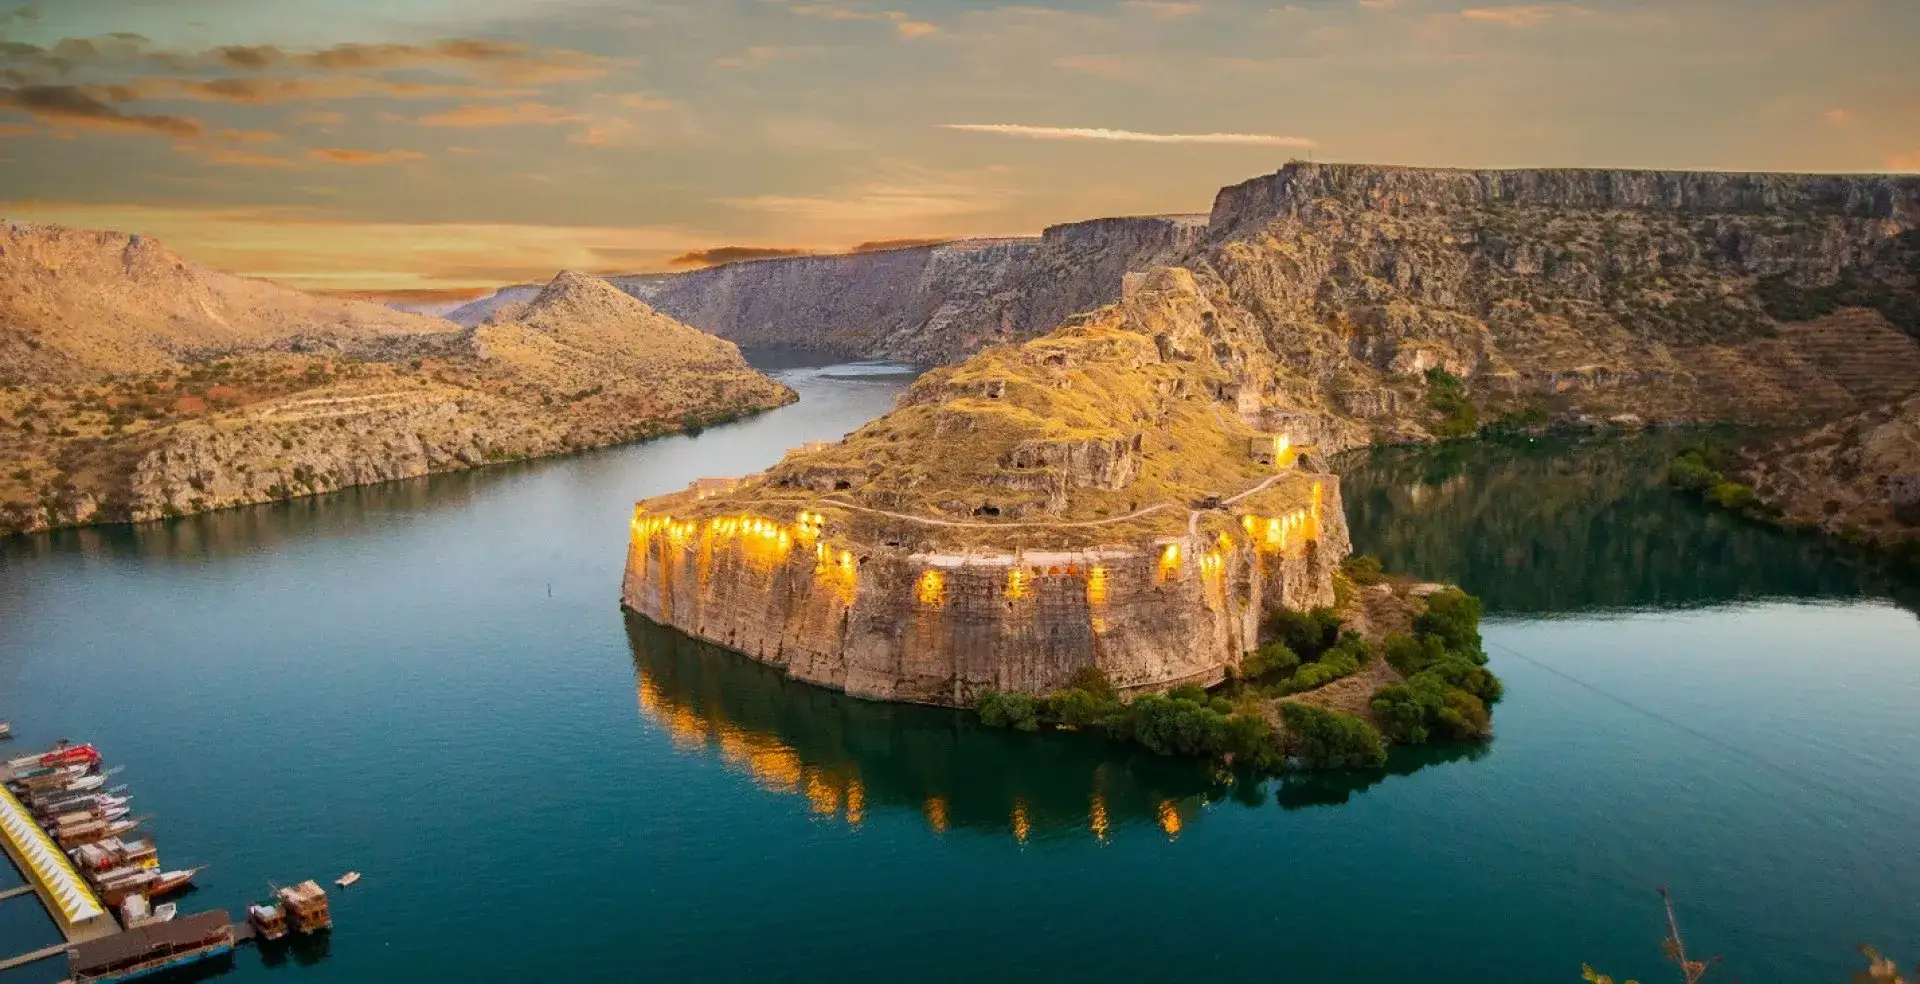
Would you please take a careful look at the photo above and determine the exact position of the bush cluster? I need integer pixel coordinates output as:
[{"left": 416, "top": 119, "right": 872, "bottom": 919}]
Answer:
[
  {"left": 973, "top": 671, "right": 1289, "bottom": 771},
  {"left": 1340, "top": 553, "right": 1386, "bottom": 586},
  {"left": 1371, "top": 588, "right": 1501, "bottom": 745},
  {"left": 1279, "top": 703, "right": 1387, "bottom": 770},
  {"left": 1668, "top": 445, "right": 1758, "bottom": 515},
  {"left": 1425, "top": 367, "right": 1480, "bottom": 439}
]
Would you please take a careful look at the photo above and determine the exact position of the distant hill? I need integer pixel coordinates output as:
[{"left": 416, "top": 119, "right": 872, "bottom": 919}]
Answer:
[{"left": 0, "top": 231, "right": 794, "bottom": 535}]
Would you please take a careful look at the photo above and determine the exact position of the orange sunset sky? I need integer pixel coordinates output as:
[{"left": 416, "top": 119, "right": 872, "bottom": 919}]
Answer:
[{"left": 2, "top": 0, "right": 1916, "bottom": 293}]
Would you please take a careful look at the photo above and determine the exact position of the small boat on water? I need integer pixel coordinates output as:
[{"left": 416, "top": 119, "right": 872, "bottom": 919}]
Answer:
[
  {"left": 119, "top": 894, "right": 176, "bottom": 928},
  {"left": 73, "top": 838, "right": 159, "bottom": 872},
  {"left": 247, "top": 901, "right": 288, "bottom": 941},
  {"left": 0, "top": 720, "right": 11, "bottom": 740},
  {"left": 67, "top": 908, "right": 235, "bottom": 984},
  {"left": 148, "top": 867, "right": 202, "bottom": 898},
  {"left": 335, "top": 871, "right": 360, "bottom": 888},
  {"left": 6, "top": 741, "right": 98, "bottom": 770}
]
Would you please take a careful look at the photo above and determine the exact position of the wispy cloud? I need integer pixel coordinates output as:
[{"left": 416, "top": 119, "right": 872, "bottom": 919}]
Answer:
[
  {"left": 0, "top": 84, "right": 200, "bottom": 137},
  {"left": 668, "top": 246, "right": 810, "bottom": 267},
  {"left": 1460, "top": 4, "right": 1580, "bottom": 27},
  {"left": 940, "top": 123, "right": 1316, "bottom": 147},
  {"left": 1122, "top": 1, "right": 1203, "bottom": 19},
  {"left": 770, "top": 2, "right": 939, "bottom": 37},
  {"left": 416, "top": 102, "right": 578, "bottom": 128},
  {"left": 308, "top": 147, "right": 424, "bottom": 166},
  {"left": 176, "top": 143, "right": 300, "bottom": 168}
]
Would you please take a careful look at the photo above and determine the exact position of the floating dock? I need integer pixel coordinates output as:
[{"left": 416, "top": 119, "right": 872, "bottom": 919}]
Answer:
[{"left": 0, "top": 782, "right": 117, "bottom": 970}]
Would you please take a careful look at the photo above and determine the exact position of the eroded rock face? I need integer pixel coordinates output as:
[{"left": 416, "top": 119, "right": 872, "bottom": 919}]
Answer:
[{"left": 446, "top": 217, "right": 1209, "bottom": 364}]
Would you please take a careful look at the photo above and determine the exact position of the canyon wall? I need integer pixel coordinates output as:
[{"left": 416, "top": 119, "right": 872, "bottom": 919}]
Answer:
[{"left": 446, "top": 215, "right": 1207, "bottom": 364}]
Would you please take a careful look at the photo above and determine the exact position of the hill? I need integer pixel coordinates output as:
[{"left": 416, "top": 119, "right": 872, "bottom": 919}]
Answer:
[{"left": 0, "top": 233, "right": 795, "bottom": 535}]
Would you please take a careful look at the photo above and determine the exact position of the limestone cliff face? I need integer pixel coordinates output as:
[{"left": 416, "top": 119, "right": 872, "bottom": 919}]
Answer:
[
  {"left": 1743, "top": 394, "right": 1920, "bottom": 549},
  {"left": 1185, "top": 163, "right": 1920, "bottom": 447},
  {"left": 446, "top": 216, "right": 1207, "bottom": 364}
]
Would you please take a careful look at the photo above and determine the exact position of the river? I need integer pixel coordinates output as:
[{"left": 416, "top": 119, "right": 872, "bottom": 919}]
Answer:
[{"left": 1, "top": 364, "right": 1916, "bottom": 984}]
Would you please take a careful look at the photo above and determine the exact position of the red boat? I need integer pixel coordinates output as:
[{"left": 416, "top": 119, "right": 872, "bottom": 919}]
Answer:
[{"left": 6, "top": 741, "right": 100, "bottom": 770}]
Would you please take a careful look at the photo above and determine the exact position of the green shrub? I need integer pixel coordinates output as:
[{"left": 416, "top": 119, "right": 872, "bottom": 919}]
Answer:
[
  {"left": 1280, "top": 703, "right": 1386, "bottom": 770},
  {"left": 1063, "top": 666, "right": 1117, "bottom": 701},
  {"left": 1370, "top": 684, "right": 1432, "bottom": 744},
  {"left": 1168, "top": 683, "right": 1210, "bottom": 704},
  {"left": 1425, "top": 367, "right": 1480, "bottom": 439},
  {"left": 1706, "top": 481, "right": 1756, "bottom": 510},
  {"left": 1384, "top": 632, "right": 1448, "bottom": 676},
  {"left": 1268, "top": 607, "right": 1342, "bottom": 659},
  {"left": 1042, "top": 688, "right": 1115, "bottom": 729},
  {"left": 975, "top": 691, "right": 1040, "bottom": 731},
  {"left": 1341, "top": 554, "right": 1386, "bottom": 586},
  {"left": 1416, "top": 658, "right": 1504, "bottom": 704},
  {"left": 1415, "top": 589, "right": 1485, "bottom": 663},
  {"left": 1240, "top": 641, "right": 1300, "bottom": 681},
  {"left": 1667, "top": 455, "right": 1719, "bottom": 493}
]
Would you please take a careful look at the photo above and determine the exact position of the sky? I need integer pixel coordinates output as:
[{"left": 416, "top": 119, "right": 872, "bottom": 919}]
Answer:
[{"left": 1, "top": 0, "right": 1917, "bottom": 292}]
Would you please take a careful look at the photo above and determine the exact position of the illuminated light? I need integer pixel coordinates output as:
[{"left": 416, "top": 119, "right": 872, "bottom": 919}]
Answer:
[
  {"left": 1158, "top": 542, "right": 1182, "bottom": 580},
  {"left": 816, "top": 542, "right": 830, "bottom": 562},
  {"left": 916, "top": 569, "right": 946, "bottom": 607},
  {"left": 1217, "top": 532, "right": 1234, "bottom": 551},
  {"left": 1087, "top": 565, "right": 1110, "bottom": 606},
  {"left": 925, "top": 796, "right": 950, "bottom": 834},
  {"left": 1157, "top": 799, "right": 1183, "bottom": 840},
  {"left": 778, "top": 531, "right": 791, "bottom": 550},
  {"left": 846, "top": 777, "right": 866, "bottom": 826},
  {"left": 1006, "top": 567, "right": 1031, "bottom": 600},
  {"left": 838, "top": 550, "right": 854, "bottom": 572},
  {"left": 1012, "top": 798, "right": 1032, "bottom": 845},
  {"left": 1090, "top": 793, "right": 1111, "bottom": 843},
  {"left": 1242, "top": 514, "right": 1256, "bottom": 533}
]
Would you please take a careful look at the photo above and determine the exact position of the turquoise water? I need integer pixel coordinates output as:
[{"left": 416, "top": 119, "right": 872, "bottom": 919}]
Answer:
[{"left": 2, "top": 377, "right": 1917, "bottom": 983}]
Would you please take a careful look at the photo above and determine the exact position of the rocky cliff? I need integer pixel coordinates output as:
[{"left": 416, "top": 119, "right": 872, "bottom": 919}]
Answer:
[
  {"left": 621, "top": 162, "right": 1920, "bottom": 706},
  {"left": 623, "top": 266, "right": 1349, "bottom": 707},
  {"left": 0, "top": 237, "right": 794, "bottom": 535},
  {"left": 447, "top": 216, "right": 1209, "bottom": 364}
]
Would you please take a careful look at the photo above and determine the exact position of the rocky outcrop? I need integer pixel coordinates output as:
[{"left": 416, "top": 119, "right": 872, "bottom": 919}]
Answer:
[
  {"left": 1743, "top": 394, "right": 1920, "bottom": 550},
  {"left": 0, "top": 247, "right": 795, "bottom": 535},
  {"left": 446, "top": 216, "right": 1208, "bottom": 364},
  {"left": 621, "top": 161, "right": 1920, "bottom": 706}
]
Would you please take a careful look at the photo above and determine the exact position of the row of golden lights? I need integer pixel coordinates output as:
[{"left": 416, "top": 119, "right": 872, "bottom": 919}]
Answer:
[{"left": 636, "top": 499, "right": 1319, "bottom": 603}]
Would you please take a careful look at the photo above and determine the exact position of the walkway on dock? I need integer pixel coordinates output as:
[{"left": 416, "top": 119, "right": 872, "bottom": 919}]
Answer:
[{"left": 0, "top": 783, "right": 117, "bottom": 970}]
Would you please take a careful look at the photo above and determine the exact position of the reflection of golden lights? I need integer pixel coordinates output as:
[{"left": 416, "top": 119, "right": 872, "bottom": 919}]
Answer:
[
  {"left": 1012, "top": 797, "right": 1031, "bottom": 845},
  {"left": 1086, "top": 565, "right": 1109, "bottom": 606},
  {"left": 805, "top": 769, "right": 842, "bottom": 816},
  {"left": 924, "top": 796, "right": 950, "bottom": 834},
  {"left": 846, "top": 777, "right": 865, "bottom": 827},
  {"left": 1090, "top": 793, "right": 1111, "bottom": 843},
  {"left": 1157, "top": 799, "right": 1183, "bottom": 840},
  {"left": 917, "top": 569, "right": 946, "bottom": 607},
  {"left": 1006, "top": 567, "right": 1030, "bottom": 600}
]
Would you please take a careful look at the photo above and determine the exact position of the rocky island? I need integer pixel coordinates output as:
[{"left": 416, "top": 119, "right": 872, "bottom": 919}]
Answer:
[
  {"left": 622, "top": 162, "right": 1920, "bottom": 738},
  {"left": 0, "top": 225, "right": 794, "bottom": 535}
]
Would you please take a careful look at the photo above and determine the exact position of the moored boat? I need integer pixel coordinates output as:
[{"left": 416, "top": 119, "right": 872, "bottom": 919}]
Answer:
[
  {"left": 73, "top": 838, "right": 159, "bottom": 872},
  {"left": 0, "top": 721, "right": 12, "bottom": 739},
  {"left": 6, "top": 740, "right": 97, "bottom": 770},
  {"left": 148, "top": 866, "right": 202, "bottom": 898},
  {"left": 67, "top": 909, "right": 235, "bottom": 984},
  {"left": 275, "top": 880, "right": 331, "bottom": 934},
  {"left": 247, "top": 901, "right": 288, "bottom": 941},
  {"left": 336, "top": 871, "right": 360, "bottom": 888}
]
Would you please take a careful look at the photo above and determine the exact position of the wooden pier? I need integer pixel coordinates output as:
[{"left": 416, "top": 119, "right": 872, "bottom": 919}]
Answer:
[{"left": 0, "top": 782, "right": 118, "bottom": 974}]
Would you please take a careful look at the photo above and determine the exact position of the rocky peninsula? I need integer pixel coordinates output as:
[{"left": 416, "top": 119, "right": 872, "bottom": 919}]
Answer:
[
  {"left": 623, "top": 162, "right": 1920, "bottom": 715},
  {"left": 0, "top": 225, "right": 793, "bottom": 535}
]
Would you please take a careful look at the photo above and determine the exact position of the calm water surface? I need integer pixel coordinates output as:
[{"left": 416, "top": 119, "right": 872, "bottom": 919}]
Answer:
[{"left": 2, "top": 374, "right": 1917, "bottom": 983}]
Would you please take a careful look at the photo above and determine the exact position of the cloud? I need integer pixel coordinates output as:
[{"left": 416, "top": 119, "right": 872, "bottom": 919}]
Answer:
[
  {"left": 160, "top": 76, "right": 521, "bottom": 104},
  {"left": 1824, "top": 108, "right": 1851, "bottom": 127},
  {"left": 0, "top": 122, "right": 36, "bottom": 137},
  {"left": 1888, "top": 150, "right": 1920, "bottom": 172},
  {"left": 1122, "top": 1, "right": 1203, "bottom": 19},
  {"left": 300, "top": 39, "right": 524, "bottom": 71},
  {"left": 614, "top": 93, "right": 678, "bottom": 111},
  {"left": 212, "top": 45, "right": 283, "bottom": 69},
  {"left": 713, "top": 45, "right": 818, "bottom": 69},
  {"left": 217, "top": 127, "right": 279, "bottom": 143},
  {"left": 176, "top": 144, "right": 300, "bottom": 168},
  {"left": 773, "top": 3, "right": 939, "bottom": 37},
  {"left": 723, "top": 166, "right": 1006, "bottom": 224},
  {"left": 850, "top": 237, "right": 949, "bottom": 252},
  {"left": 668, "top": 246, "right": 811, "bottom": 267},
  {"left": 1052, "top": 55, "right": 1139, "bottom": 80},
  {"left": 1459, "top": 4, "right": 1578, "bottom": 27},
  {"left": 0, "top": 84, "right": 201, "bottom": 137},
  {"left": 939, "top": 123, "right": 1316, "bottom": 147},
  {"left": 308, "top": 147, "right": 424, "bottom": 166},
  {"left": 416, "top": 102, "right": 577, "bottom": 127},
  {"left": 0, "top": 202, "right": 702, "bottom": 290}
]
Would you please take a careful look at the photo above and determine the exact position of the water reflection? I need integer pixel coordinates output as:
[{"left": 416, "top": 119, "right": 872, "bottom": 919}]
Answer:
[
  {"left": 625, "top": 613, "right": 1225, "bottom": 844},
  {"left": 1339, "top": 433, "right": 1920, "bottom": 614},
  {"left": 626, "top": 614, "right": 1488, "bottom": 834}
]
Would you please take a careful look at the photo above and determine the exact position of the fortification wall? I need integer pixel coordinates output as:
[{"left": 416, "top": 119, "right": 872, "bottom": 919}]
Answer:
[{"left": 619, "top": 480, "right": 1348, "bottom": 707}]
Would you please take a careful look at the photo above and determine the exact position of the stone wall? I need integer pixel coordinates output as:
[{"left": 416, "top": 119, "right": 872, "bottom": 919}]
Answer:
[{"left": 620, "top": 479, "right": 1348, "bottom": 707}]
